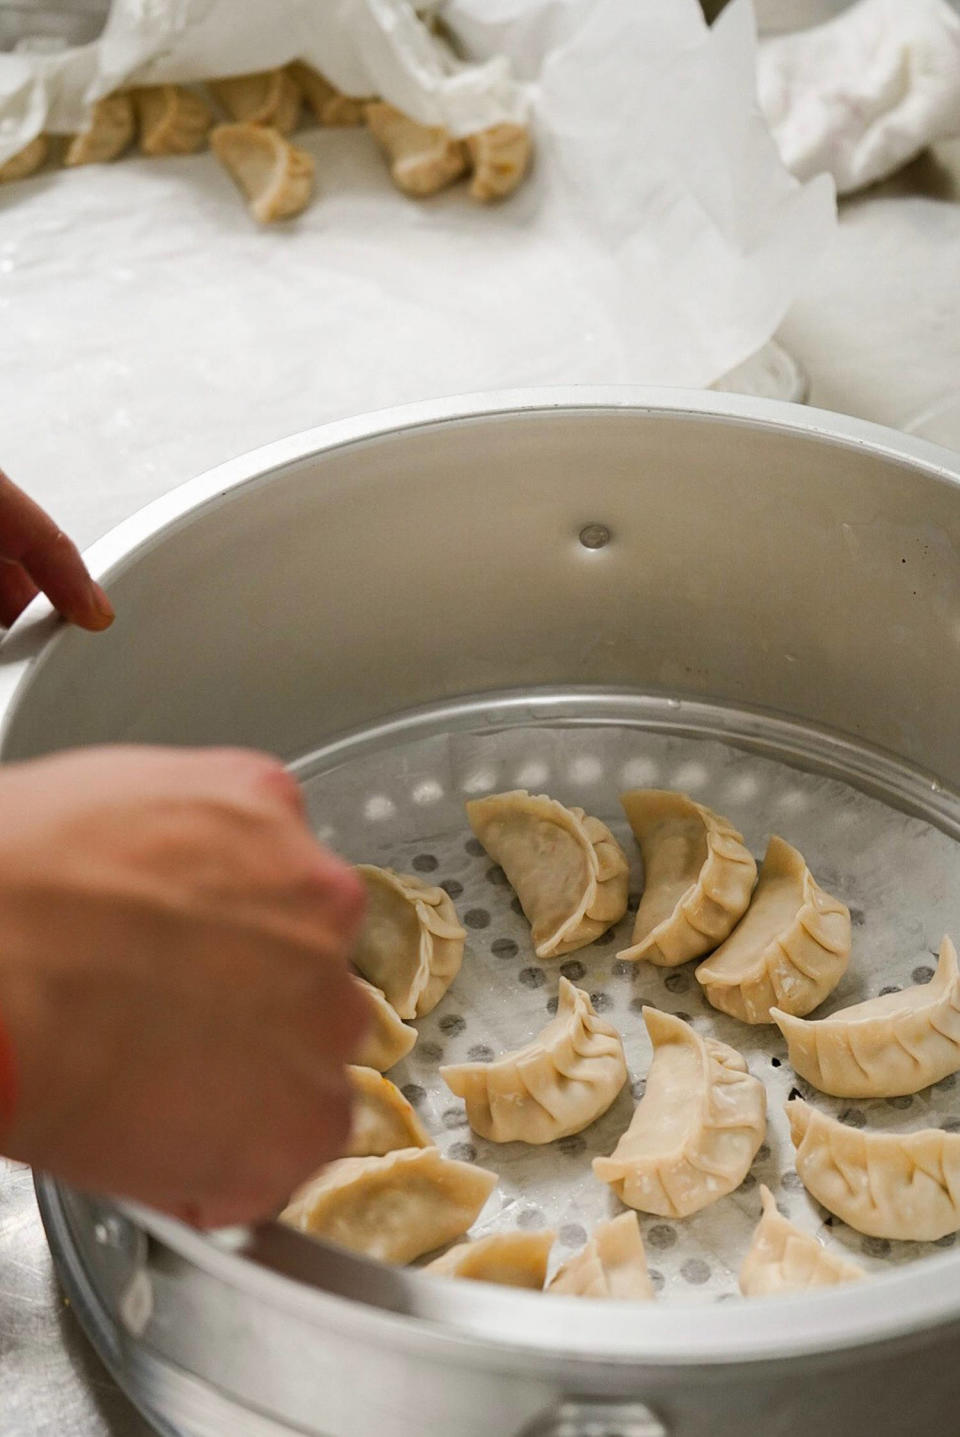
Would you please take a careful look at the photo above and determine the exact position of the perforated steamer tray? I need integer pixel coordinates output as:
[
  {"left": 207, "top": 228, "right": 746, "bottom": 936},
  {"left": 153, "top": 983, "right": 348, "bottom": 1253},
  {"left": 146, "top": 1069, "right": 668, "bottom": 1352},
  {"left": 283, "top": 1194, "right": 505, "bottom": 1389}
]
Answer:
[{"left": 293, "top": 688, "right": 960, "bottom": 1302}]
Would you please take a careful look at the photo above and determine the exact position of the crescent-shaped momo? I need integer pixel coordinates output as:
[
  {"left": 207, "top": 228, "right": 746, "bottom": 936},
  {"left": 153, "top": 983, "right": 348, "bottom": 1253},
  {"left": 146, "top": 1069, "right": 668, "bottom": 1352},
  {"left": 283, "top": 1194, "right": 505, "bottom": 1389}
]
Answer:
[
  {"left": 739, "top": 1185, "right": 864, "bottom": 1297},
  {"left": 288, "top": 63, "right": 369, "bottom": 126},
  {"left": 351, "top": 977, "right": 417, "bottom": 1071},
  {"left": 440, "top": 978, "right": 627, "bottom": 1144},
  {"left": 423, "top": 1230, "right": 554, "bottom": 1288},
  {"left": 136, "top": 85, "right": 213, "bottom": 156},
  {"left": 0, "top": 135, "right": 48, "bottom": 183},
  {"left": 772, "top": 937, "right": 960, "bottom": 1098},
  {"left": 466, "top": 790, "right": 630, "bottom": 958},
  {"left": 696, "top": 836, "right": 851, "bottom": 1024},
  {"left": 465, "top": 123, "right": 532, "bottom": 201},
  {"left": 593, "top": 1008, "right": 766, "bottom": 1217},
  {"left": 346, "top": 1066, "right": 432, "bottom": 1157},
  {"left": 210, "top": 69, "right": 303, "bottom": 134},
  {"left": 281, "top": 1147, "right": 498, "bottom": 1263},
  {"left": 65, "top": 95, "right": 135, "bottom": 166},
  {"left": 353, "top": 865, "right": 465, "bottom": 1019},
  {"left": 617, "top": 790, "right": 756, "bottom": 967},
  {"left": 210, "top": 124, "right": 314, "bottom": 224},
  {"left": 787, "top": 1098, "right": 960, "bottom": 1241},
  {"left": 365, "top": 101, "right": 468, "bottom": 197},
  {"left": 547, "top": 1213, "right": 654, "bottom": 1300}
]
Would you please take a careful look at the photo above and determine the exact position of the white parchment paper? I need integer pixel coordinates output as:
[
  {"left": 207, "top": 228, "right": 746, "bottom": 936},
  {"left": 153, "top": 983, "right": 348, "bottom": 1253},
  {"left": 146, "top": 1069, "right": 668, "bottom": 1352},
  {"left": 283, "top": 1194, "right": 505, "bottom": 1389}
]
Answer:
[{"left": 301, "top": 723, "right": 960, "bottom": 1301}]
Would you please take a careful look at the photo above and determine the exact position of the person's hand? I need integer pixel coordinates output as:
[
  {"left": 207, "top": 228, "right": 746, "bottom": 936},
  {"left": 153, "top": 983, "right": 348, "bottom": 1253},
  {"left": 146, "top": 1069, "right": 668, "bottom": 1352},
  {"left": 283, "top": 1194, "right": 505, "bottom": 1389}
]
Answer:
[
  {"left": 0, "top": 468, "right": 114, "bottom": 630},
  {"left": 0, "top": 746, "right": 368, "bottom": 1227}
]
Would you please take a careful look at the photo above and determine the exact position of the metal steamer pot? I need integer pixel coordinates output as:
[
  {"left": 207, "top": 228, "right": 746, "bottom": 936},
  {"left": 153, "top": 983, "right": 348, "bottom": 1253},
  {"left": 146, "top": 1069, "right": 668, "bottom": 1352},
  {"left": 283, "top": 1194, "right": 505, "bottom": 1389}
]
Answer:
[{"left": 3, "top": 389, "right": 960, "bottom": 1437}]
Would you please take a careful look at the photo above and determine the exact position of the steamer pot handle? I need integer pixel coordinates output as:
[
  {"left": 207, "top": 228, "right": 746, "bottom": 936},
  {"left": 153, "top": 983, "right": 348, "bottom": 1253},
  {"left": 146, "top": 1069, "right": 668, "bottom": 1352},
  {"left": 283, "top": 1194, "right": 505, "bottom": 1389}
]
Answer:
[{"left": 517, "top": 1398, "right": 668, "bottom": 1437}]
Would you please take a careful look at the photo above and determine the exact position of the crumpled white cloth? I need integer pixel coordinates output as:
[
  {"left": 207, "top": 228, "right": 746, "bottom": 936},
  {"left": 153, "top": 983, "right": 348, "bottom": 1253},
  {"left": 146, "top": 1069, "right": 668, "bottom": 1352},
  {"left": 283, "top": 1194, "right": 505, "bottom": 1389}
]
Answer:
[{"left": 758, "top": 0, "right": 960, "bottom": 194}]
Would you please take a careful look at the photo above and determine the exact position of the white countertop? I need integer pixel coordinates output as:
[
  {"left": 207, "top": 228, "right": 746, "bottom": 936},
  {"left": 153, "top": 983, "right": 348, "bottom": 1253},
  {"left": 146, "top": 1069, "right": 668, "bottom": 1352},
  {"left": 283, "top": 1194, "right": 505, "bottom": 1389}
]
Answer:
[{"left": 0, "top": 131, "right": 959, "bottom": 1437}]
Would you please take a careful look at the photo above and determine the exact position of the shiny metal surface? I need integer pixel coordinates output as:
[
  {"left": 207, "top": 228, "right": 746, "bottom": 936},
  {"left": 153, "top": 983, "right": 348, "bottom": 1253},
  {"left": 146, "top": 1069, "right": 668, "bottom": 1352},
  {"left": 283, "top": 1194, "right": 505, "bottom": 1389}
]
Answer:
[
  {"left": 33, "top": 1171, "right": 960, "bottom": 1437},
  {"left": 4, "top": 389, "right": 960, "bottom": 1435},
  {"left": 518, "top": 1402, "right": 667, "bottom": 1437},
  {"left": 3, "top": 390, "right": 960, "bottom": 776},
  {"left": 0, "top": 1162, "right": 156, "bottom": 1437}
]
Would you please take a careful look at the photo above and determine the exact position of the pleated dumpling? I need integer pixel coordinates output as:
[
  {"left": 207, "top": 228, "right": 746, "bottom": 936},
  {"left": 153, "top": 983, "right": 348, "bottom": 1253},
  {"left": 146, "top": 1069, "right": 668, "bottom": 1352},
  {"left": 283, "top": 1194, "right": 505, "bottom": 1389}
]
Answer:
[
  {"left": 787, "top": 1098, "right": 960, "bottom": 1241},
  {"left": 423, "top": 1230, "right": 554, "bottom": 1288},
  {"left": 365, "top": 101, "right": 468, "bottom": 197},
  {"left": 351, "top": 977, "right": 417, "bottom": 1071},
  {"left": 211, "top": 123, "right": 315, "bottom": 224},
  {"left": 593, "top": 1008, "right": 766, "bottom": 1217},
  {"left": 0, "top": 135, "right": 48, "bottom": 183},
  {"left": 696, "top": 836, "right": 851, "bottom": 1024},
  {"left": 281, "top": 1147, "right": 498, "bottom": 1263},
  {"left": 739, "top": 1185, "right": 864, "bottom": 1297},
  {"left": 288, "top": 62, "right": 369, "bottom": 126},
  {"left": 210, "top": 69, "right": 303, "bottom": 134},
  {"left": 345, "top": 1066, "right": 432, "bottom": 1157},
  {"left": 65, "top": 94, "right": 136, "bottom": 166},
  {"left": 136, "top": 85, "right": 213, "bottom": 155},
  {"left": 465, "top": 123, "right": 532, "bottom": 201},
  {"left": 547, "top": 1213, "right": 654, "bottom": 1300},
  {"left": 466, "top": 790, "right": 629, "bottom": 958},
  {"left": 618, "top": 790, "right": 756, "bottom": 967},
  {"left": 353, "top": 865, "right": 465, "bottom": 1019},
  {"left": 441, "top": 978, "right": 627, "bottom": 1144},
  {"left": 772, "top": 937, "right": 960, "bottom": 1098}
]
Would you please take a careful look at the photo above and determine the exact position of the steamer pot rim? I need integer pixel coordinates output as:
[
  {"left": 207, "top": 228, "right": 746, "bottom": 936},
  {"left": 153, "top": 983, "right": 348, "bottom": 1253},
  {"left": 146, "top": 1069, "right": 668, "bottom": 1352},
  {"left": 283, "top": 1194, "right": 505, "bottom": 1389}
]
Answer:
[
  {"left": 2, "top": 383, "right": 960, "bottom": 697},
  {"left": 117, "top": 1191, "right": 960, "bottom": 1369},
  {"left": 11, "top": 388, "right": 960, "bottom": 1367}
]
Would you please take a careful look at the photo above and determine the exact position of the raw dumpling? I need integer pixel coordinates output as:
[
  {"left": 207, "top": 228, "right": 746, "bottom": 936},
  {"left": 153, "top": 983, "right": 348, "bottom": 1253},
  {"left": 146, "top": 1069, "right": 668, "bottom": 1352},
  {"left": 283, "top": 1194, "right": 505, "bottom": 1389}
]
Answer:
[
  {"left": 466, "top": 790, "right": 629, "bottom": 958},
  {"left": 211, "top": 124, "right": 314, "bottom": 224},
  {"left": 696, "top": 836, "right": 851, "bottom": 1024},
  {"left": 65, "top": 94, "right": 135, "bottom": 166},
  {"left": 280, "top": 1147, "right": 498, "bottom": 1262},
  {"left": 288, "top": 62, "right": 369, "bottom": 125},
  {"left": 365, "top": 102, "right": 468, "bottom": 197},
  {"left": 353, "top": 865, "right": 465, "bottom": 1019},
  {"left": 593, "top": 1008, "right": 766, "bottom": 1217},
  {"left": 352, "top": 977, "right": 417, "bottom": 1071},
  {"left": 346, "top": 1066, "right": 432, "bottom": 1157},
  {"left": 772, "top": 937, "right": 960, "bottom": 1098},
  {"left": 739, "top": 1185, "right": 864, "bottom": 1297},
  {"left": 466, "top": 123, "right": 532, "bottom": 201},
  {"left": 546, "top": 1212, "right": 654, "bottom": 1300},
  {"left": 787, "top": 1098, "right": 960, "bottom": 1241},
  {"left": 424, "top": 1230, "right": 554, "bottom": 1288},
  {"left": 136, "top": 85, "right": 214, "bottom": 156},
  {"left": 618, "top": 790, "right": 756, "bottom": 967},
  {"left": 0, "top": 135, "right": 48, "bottom": 183},
  {"left": 210, "top": 70, "right": 303, "bottom": 134},
  {"left": 440, "top": 978, "right": 627, "bottom": 1144}
]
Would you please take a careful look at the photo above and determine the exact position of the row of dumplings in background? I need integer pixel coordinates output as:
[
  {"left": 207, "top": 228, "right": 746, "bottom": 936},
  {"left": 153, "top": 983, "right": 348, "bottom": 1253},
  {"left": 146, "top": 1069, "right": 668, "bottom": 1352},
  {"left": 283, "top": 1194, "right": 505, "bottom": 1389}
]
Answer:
[
  {"left": 0, "top": 64, "right": 532, "bottom": 223},
  {"left": 281, "top": 785, "right": 960, "bottom": 1294}
]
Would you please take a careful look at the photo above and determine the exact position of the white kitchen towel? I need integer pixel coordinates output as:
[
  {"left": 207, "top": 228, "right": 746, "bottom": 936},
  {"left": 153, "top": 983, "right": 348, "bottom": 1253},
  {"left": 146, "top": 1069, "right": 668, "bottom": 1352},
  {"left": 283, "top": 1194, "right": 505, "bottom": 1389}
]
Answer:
[{"left": 758, "top": 0, "right": 960, "bottom": 194}]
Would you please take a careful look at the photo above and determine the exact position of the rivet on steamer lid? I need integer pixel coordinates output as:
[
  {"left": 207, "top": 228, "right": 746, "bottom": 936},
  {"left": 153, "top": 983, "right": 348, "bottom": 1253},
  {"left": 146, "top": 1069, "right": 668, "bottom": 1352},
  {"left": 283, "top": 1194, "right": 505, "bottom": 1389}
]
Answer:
[{"left": 579, "top": 523, "right": 611, "bottom": 550}]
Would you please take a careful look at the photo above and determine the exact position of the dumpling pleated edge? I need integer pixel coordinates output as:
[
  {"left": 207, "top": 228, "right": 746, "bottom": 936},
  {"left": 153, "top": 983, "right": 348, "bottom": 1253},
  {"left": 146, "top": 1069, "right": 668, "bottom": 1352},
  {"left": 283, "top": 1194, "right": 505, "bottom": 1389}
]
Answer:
[
  {"left": 787, "top": 1097, "right": 960, "bottom": 1242},
  {"left": 772, "top": 936, "right": 960, "bottom": 1098},
  {"left": 466, "top": 790, "right": 630, "bottom": 958},
  {"left": 696, "top": 835, "right": 851, "bottom": 1024},
  {"left": 617, "top": 790, "right": 757, "bottom": 967},
  {"left": 593, "top": 1008, "right": 766, "bottom": 1217}
]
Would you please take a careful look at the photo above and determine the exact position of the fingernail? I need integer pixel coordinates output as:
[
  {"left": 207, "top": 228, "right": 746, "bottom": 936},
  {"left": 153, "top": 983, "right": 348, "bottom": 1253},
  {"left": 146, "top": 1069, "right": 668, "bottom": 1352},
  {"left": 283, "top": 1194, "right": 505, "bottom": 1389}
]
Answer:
[{"left": 90, "top": 582, "right": 115, "bottom": 625}]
